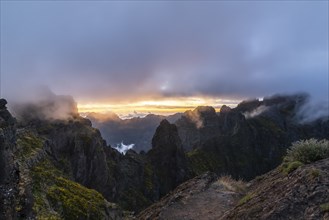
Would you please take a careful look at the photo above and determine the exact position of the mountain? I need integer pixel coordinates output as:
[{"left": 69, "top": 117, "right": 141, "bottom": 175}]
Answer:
[
  {"left": 0, "top": 98, "right": 190, "bottom": 219},
  {"left": 87, "top": 112, "right": 182, "bottom": 153},
  {"left": 178, "top": 94, "right": 328, "bottom": 180},
  {"left": 137, "top": 157, "right": 329, "bottom": 220},
  {"left": 1, "top": 93, "right": 328, "bottom": 219}
]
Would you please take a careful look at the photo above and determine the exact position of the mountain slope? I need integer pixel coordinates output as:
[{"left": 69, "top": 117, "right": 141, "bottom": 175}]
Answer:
[
  {"left": 180, "top": 94, "right": 329, "bottom": 180},
  {"left": 137, "top": 157, "right": 329, "bottom": 220},
  {"left": 87, "top": 113, "right": 182, "bottom": 152}
]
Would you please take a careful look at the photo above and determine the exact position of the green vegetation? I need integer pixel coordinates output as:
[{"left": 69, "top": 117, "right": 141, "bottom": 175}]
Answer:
[
  {"left": 187, "top": 148, "right": 220, "bottom": 175},
  {"left": 47, "top": 177, "right": 108, "bottom": 219},
  {"left": 119, "top": 188, "right": 151, "bottom": 212},
  {"left": 17, "top": 132, "right": 44, "bottom": 159},
  {"left": 281, "top": 139, "right": 329, "bottom": 174},
  {"left": 143, "top": 163, "right": 154, "bottom": 191},
  {"left": 281, "top": 161, "right": 304, "bottom": 174},
  {"left": 254, "top": 117, "right": 283, "bottom": 135},
  {"left": 238, "top": 193, "right": 253, "bottom": 206},
  {"left": 320, "top": 203, "right": 329, "bottom": 212},
  {"left": 31, "top": 158, "right": 110, "bottom": 219},
  {"left": 285, "top": 139, "right": 329, "bottom": 164}
]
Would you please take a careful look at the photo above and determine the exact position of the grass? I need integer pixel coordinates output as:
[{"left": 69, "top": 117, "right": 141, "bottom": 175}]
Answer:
[
  {"left": 320, "top": 203, "right": 329, "bottom": 212},
  {"left": 218, "top": 175, "right": 247, "bottom": 194},
  {"left": 187, "top": 148, "right": 220, "bottom": 175},
  {"left": 31, "top": 158, "right": 110, "bottom": 219},
  {"left": 238, "top": 193, "right": 253, "bottom": 206},
  {"left": 281, "top": 161, "right": 304, "bottom": 175},
  {"left": 16, "top": 132, "right": 44, "bottom": 159}
]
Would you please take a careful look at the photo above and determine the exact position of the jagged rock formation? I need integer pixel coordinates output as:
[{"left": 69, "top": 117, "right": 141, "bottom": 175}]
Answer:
[
  {"left": 147, "top": 120, "right": 191, "bottom": 197},
  {"left": 180, "top": 94, "right": 329, "bottom": 180},
  {"left": 1, "top": 93, "right": 328, "bottom": 218},
  {"left": 176, "top": 106, "right": 220, "bottom": 151},
  {"left": 0, "top": 96, "right": 191, "bottom": 218},
  {"left": 0, "top": 98, "right": 128, "bottom": 219},
  {"left": 87, "top": 112, "right": 182, "bottom": 153}
]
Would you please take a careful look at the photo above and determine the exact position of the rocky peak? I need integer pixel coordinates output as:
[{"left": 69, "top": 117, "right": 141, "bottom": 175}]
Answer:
[
  {"left": 193, "top": 106, "right": 216, "bottom": 114},
  {"left": 151, "top": 119, "right": 182, "bottom": 150},
  {"left": 220, "top": 105, "right": 231, "bottom": 113},
  {"left": 0, "top": 99, "right": 8, "bottom": 109},
  {"left": 148, "top": 120, "right": 191, "bottom": 197}
]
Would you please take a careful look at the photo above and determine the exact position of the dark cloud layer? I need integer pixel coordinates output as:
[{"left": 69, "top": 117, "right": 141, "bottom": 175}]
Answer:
[{"left": 1, "top": 1, "right": 328, "bottom": 103}]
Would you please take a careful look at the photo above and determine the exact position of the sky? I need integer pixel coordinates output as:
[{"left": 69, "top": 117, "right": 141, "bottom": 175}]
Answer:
[{"left": 1, "top": 1, "right": 328, "bottom": 116}]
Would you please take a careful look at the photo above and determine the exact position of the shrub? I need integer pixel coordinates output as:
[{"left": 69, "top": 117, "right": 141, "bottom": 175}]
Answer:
[{"left": 285, "top": 139, "right": 329, "bottom": 164}]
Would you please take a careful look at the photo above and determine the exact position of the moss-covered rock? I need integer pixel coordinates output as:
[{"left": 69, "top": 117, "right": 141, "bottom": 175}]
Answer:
[{"left": 31, "top": 158, "right": 124, "bottom": 220}]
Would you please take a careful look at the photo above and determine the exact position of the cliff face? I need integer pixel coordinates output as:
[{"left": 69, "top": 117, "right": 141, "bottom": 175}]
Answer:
[
  {"left": 0, "top": 99, "right": 19, "bottom": 219},
  {"left": 87, "top": 112, "right": 182, "bottom": 153},
  {"left": 0, "top": 99, "right": 127, "bottom": 219},
  {"left": 0, "top": 97, "right": 192, "bottom": 217},
  {"left": 147, "top": 120, "right": 191, "bottom": 197},
  {"left": 180, "top": 94, "right": 329, "bottom": 180}
]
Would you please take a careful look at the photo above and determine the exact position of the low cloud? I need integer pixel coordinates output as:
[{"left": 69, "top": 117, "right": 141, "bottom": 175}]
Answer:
[
  {"left": 296, "top": 97, "right": 329, "bottom": 123},
  {"left": 185, "top": 110, "right": 203, "bottom": 129},
  {"left": 243, "top": 105, "right": 269, "bottom": 119},
  {"left": 9, "top": 87, "right": 78, "bottom": 121},
  {"left": 114, "top": 142, "right": 135, "bottom": 154}
]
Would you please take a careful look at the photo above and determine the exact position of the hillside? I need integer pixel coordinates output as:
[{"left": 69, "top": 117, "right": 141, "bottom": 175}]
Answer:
[
  {"left": 0, "top": 98, "right": 191, "bottom": 218},
  {"left": 137, "top": 157, "right": 329, "bottom": 220},
  {"left": 1, "top": 94, "right": 328, "bottom": 219},
  {"left": 87, "top": 112, "right": 182, "bottom": 153}
]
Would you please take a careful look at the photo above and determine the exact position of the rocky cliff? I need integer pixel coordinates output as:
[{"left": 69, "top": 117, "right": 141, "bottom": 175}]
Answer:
[
  {"left": 0, "top": 98, "right": 127, "bottom": 219},
  {"left": 0, "top": 99, "right": 19, "bottom": 219},
  {"left": 137, "top": 157, "right": 329, "bottom": 220},
  {"left": 87, "top": 112, "right": 182, "bottom": 153},
  {"left": 0, "top": 97, "right": 191, "bottom": 218},
  {"left": 181, "top": 94, "right": 329, "bottom": 180}
]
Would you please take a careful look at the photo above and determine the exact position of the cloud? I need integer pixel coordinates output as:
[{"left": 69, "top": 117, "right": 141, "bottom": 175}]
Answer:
[
  {"left": 243, "top": 105, "right": 269, "bottom": 119},
  {"left": 1, "top": 1, "right": 328, "bottom": 103},
  {"left": 114, "top": 142, "right": 135, "bottom": 155},
  {"left": 9, "top": 87, "right": 78, "bottom": 121}
]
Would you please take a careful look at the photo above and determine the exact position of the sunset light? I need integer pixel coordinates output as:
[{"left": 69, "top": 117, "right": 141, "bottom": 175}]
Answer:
[{"left": 77, "top": 96, "right": 241, "bottom": 117}]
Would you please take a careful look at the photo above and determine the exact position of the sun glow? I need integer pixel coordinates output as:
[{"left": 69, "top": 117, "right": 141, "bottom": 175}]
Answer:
[{"left": 77, "top": 97, "right": 240, "bottom": 119}]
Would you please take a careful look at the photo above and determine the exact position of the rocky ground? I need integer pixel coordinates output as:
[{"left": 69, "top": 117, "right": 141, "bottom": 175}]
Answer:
[
  {"left": 137, "top": 158, "right": 329, "bottom": 220},
  {"left": 223, "top": 158, "right": 329, "bottom": 220},
  {"left": 137, "top": 172, "right": 244, "bottom": 220}
]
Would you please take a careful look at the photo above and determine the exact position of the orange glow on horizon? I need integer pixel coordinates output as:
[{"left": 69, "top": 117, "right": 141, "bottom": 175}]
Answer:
[{"left": 77, "top": 97, "right": 241, "bottom": 118}]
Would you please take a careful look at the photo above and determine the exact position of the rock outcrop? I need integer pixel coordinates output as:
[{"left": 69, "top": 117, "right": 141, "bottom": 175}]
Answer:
[
  {"left": 0, "top": 99, "right": 19, "bottom": 219},
  {"left": 137, "top": 158, "right": 329, "bottom": 220},
  {"left": 181, "top": 94, "right": 329, "bottom": 180},
  {"left": 222, "top": 158, "right": 329, "bottom": 219},
  {"left": 87, "top": 112, "right": 182, "bottom": 153},
  {"left": 147, "top": 120, "right": 191, "bottom": 197}
]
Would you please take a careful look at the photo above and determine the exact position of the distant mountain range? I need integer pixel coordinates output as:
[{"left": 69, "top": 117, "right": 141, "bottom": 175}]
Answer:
[
  {"left": 1, "top": 93, "right": 328, "bottom": 219},
  {"left": 86, "top": 112, "right": 183, "bottom": 152}
]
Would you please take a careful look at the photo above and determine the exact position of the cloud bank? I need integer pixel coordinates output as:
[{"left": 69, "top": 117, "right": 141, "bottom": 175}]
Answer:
[{"left": 1, "top": 1, "right": 328, "bottom": 104}]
